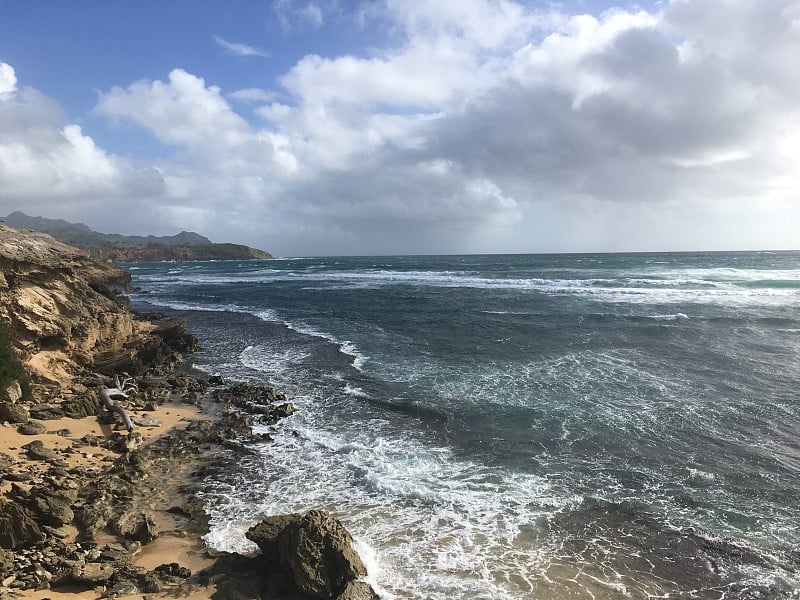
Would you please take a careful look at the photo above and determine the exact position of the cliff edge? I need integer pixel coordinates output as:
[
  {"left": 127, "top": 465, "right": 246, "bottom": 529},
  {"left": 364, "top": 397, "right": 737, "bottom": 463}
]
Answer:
[{"left": 0, "top": 222, "right": 196, "bottom": 397}]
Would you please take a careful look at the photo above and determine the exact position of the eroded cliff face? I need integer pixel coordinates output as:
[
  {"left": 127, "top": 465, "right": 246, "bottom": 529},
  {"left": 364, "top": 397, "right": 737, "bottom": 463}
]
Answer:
[{"left": 0, "top": 222, "right": 191, "bottom": 395}]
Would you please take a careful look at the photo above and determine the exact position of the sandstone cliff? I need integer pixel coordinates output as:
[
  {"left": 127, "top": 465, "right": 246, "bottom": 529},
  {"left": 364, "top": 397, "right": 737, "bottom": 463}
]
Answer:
[{"left": 0, "top": 222, "right": 195, "bottom": 396}]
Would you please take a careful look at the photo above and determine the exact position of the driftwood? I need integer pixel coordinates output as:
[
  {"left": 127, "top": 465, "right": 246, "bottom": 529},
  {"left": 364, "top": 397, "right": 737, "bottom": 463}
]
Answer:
[{"left": 100, "top": 376, "right": 137, "bottom": 431}]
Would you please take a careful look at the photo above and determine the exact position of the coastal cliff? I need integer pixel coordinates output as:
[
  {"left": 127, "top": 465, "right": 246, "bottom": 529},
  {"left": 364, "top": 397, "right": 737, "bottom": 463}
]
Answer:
[
  {"left": 0, "top": 222, "right": 195, "bottom": 393},
  {"left": 0, "top": 223, "right": 378, "bottom": 600}
]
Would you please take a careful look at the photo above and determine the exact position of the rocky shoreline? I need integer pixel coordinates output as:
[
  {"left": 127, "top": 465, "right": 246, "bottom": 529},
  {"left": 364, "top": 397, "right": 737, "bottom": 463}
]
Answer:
[{"left": 1, "top": 223, "right": 380, "bottom": 600}]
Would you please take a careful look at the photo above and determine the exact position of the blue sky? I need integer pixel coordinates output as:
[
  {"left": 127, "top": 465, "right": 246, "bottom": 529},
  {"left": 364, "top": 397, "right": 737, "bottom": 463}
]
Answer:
[{"left": 1, "top": 1, "right": 798, "bottom": 255}]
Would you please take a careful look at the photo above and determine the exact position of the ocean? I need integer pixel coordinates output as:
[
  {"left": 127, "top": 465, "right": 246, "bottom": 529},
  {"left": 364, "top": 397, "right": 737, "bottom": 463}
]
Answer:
[{"left": 128, "top": 252, "right": 800, "bottom": 599}]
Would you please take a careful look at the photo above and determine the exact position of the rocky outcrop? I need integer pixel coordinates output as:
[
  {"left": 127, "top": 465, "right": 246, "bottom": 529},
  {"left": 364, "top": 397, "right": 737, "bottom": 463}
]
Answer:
[
  {"left": 0, "top": 222, "right": 197, "bottom": 393},
  {"left": 247, "top": 510, "right": 375, "bottom": 600},
  {"left": 0, "top": 500, "right": 45, "bottom": 549}
]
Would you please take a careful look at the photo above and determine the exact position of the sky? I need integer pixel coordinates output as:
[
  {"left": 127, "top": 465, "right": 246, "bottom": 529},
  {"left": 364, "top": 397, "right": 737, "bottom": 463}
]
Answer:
[{"left": 1, "top": 0, "right": 799, "bottom": 256}]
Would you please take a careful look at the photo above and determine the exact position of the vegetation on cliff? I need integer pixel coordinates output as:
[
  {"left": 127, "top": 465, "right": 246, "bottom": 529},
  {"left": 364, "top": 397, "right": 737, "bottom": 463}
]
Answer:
[{"left": 0, "top": 318, "right": 31, "bottom": 401}]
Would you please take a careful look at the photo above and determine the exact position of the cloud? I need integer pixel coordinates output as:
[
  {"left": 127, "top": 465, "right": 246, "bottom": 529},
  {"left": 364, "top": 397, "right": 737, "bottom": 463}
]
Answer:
[
  {"left": 95, "top": 69, "right": 255, "bottom": 152},
  {"left": 272, "top": 0, "right": 325, "bottom": 31},
  {"left": 0, "top": 62, "right": 17, "bottom": 96},
  {"left": 0, "top": 74, "right": 164, "bottom": 228},
  {"left": 212, "top": 34, "right": 269, "bottom": 58},
  {"left": 4, "top": 1, "right": 800, "bottom": 255},
  {"left": 227, "top": 87, "right": 277, "bottom": 104}
]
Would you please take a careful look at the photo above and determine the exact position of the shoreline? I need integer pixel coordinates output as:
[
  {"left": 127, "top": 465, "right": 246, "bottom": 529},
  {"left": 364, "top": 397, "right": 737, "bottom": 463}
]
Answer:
[
  {"left": 1, "top": 399, "right": 217, "bottom": 599},
  {"left": 0, "top": 368, "right": 349, "bottom": 600},
  {"left": 1, "top": 219, "right": 380, "bottom": 600},
  {"left": 2, "top": 359, "right": 378, "bottom": 600}
]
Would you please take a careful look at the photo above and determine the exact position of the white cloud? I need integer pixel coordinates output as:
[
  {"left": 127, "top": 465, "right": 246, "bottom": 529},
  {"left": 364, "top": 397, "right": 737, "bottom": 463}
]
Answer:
[
  {"left": 0, "top": 62, "right": 17, "bottom": 96},
  {"left": 96, "top": 69, "right": 255, "bottom": 153},
  {"left": 0, "top": 78, "right": 164, "bottom": 226},
  {"left": 212, "top": 35, "right": 269, "bottom": 58},
  {"left": 272, "top": 0, "right": 325, "bottom": 31},
  {"left": 4, "top": 1, "right": 800, "bottom": 255},
  {"left": 227, "top": 87, "right": 277, "bottom": 103}
]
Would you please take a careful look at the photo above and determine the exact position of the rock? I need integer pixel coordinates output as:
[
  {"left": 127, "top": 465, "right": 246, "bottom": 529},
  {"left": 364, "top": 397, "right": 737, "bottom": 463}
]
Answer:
[
  {"left": 61, "top": 395, "right": 101, "bottom": 419},
  {"left": 27, "top": 489, "right": 75, "bottom": 526},
  {"left": 337, "top": 581, "right": 381, "bottom": 600},
  {"left": 28, "top": 403, "right": 64, "bottom": 420},
  {"left": 208, "top": 375, "right": 225, "bottom": 385},
  {"left": 0, "top": 500, "right": 45, "bottom": 549},
  {"left": 72, "top": 562, "right": 114, "bottom": 583},
  {"left": 0, "top": 453, "right": 15, "bottom": 472},
  {"left": 17, "top": 420, "right": 46, "bottom": 435},
  {"left": 42, "top": 525, "right": 72, "bottom": 539},
  {"left": 247, "top": 510, "right": 368, "bottom": 599},
  {"left": 0, "top": 548, "right": 15, "bottom": 576},
  {"left": 246, "top": 513, "right": 301, "bottom": 558},
  {"left": 115, "top": 511, "right": 159, "bottom": 544},
  {"left": 22, "top": 440, "right": 59, "bottom": 461},
  {"left": 0, "top": 401, "right": 28, "bottom": 424},
  {"left": 2, "top": 382, "right": 22, "bottom": 403},
  {"left": 132, "top": 415, "right": 161, "bottom": 428},
  {"left": 71, "top": 383, "right": 89, "bottom": 394}
]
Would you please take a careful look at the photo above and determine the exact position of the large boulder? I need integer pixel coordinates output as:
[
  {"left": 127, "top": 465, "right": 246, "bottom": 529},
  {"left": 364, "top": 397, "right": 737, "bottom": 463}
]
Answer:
[
  {"left": 0, "top": 500, "right": 45, "bottom": 549},
  {"left": 25, "top": 487, "right": 75, "bottom": 527},
  {"left": 246, "top": 513, "right": 299, "bottom": 558},
  {"left": 247, "top": 509, "right": 370, "bottom": 599}
]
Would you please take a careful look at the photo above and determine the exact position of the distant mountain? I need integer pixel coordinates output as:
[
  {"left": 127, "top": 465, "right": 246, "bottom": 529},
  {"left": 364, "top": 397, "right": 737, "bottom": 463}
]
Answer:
[
  {"left": 2, "top": 211, "right": 272, "bottom": 261},
  {"left": 4, "top": 211, "right": 212, "bottom": 248}
]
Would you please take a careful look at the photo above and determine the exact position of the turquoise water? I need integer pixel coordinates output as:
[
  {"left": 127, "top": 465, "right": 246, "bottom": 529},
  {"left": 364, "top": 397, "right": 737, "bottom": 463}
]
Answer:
[{"left": 130, "top": 252, "right": 800, "bottom": 599}]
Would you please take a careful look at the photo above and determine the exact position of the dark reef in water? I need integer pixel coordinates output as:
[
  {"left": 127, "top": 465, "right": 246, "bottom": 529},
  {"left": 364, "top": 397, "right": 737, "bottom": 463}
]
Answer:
[{"left": 549, "top": 497, "right": 798, "bottom": 598}]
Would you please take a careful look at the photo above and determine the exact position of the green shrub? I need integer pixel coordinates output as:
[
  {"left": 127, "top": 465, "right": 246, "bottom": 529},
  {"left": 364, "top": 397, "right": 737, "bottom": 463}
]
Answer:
[{"left": 0, "top": 319, "right": 32, "bottom": 401}]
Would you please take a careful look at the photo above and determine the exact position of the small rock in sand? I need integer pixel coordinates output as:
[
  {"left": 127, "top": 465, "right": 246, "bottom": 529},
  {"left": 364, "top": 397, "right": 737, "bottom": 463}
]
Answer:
[
  {"left": 17, "top": 420, "right": 46, "bottom": 435},
  {"left": 22, "top": 440, "right": 59, "bottom": 461}
]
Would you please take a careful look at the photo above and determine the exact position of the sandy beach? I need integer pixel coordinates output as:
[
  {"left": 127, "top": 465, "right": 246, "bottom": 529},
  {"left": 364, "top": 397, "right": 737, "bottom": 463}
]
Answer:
[{"left": 1, "top": 400, "right": 221, "bottom": 599}]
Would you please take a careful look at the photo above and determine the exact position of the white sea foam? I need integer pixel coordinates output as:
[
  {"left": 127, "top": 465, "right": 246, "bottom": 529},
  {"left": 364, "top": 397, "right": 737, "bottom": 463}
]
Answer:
[
  {"left": 285, "top": 320, "right": 369, "bottom": 371},
  {"left": 239, "top": 345, "right": 310, "bottom": 379},
  {"left": 344, "top": 383, "right": 369, "bottom": 398},
  {"left": 649, "top": 313, "right": 690, "bottom": 321},
  {"left": 199, "top": 409, "right": 574, "bottom": 599},
  {"left": 136, "top": 261, "right": 800, "bottom": 309},
  {"left": 687, "top": 468, "right": 716, "bottom": 481}
]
